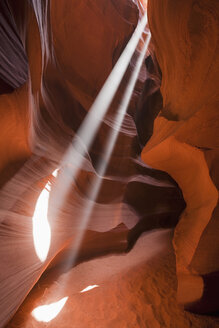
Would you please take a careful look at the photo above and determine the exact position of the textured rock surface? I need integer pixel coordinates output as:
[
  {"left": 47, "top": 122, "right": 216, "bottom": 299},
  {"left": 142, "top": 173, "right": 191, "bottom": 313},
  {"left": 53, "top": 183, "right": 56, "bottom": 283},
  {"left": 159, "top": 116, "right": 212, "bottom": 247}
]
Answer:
[
  {"left": 0, "top": 0, "right": 186, "bottom": 327},
  {"left": 142, "top": 0, "right": 219, "bottom": 312},
  {"left": 0, "top": 1, "right": 28, "bottom": 93},
  {"left": 6, "top": 230, "right": 219, "bottom": 328},
  {"left": 0, "top": 0, "right": 218, "bottom": 326}
]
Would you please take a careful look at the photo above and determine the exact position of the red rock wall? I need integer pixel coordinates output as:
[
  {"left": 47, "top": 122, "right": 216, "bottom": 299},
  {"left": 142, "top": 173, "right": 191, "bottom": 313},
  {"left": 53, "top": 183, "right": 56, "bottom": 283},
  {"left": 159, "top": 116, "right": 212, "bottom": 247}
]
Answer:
[
  {"left": 2, "top": 0, "right": 218, "bottom": 324},
  {"left": 143, "top": 0, "right": 219, "bottom": 312},
  {"left": 0, "top": 0, "right": 186, "bottom": 326}
]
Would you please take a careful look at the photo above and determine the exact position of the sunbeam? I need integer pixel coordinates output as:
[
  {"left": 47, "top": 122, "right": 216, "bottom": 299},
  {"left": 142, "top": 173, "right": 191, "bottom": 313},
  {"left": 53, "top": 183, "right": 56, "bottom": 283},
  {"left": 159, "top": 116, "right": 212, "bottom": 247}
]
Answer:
[
  {"left": 50, "top": 13, "right": 149, "bottom": 223},
  {"left": 38, "top": 11, "right": 150, "bottom": 302},
  {"left": 54, "top": 28, "right": 151, "bottom": 278}
]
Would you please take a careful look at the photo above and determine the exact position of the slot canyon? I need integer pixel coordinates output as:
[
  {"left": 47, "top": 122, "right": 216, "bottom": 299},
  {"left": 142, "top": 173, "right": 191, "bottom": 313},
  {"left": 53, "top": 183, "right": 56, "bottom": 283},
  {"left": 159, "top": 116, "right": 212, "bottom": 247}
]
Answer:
[{"left": 0, "top": 0, "right": 218, "bottom": 327}]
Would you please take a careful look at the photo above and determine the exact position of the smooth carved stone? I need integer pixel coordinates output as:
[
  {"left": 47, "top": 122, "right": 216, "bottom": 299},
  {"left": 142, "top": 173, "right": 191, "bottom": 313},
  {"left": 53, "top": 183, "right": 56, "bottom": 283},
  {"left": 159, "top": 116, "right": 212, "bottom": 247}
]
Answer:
[
  {"left": 0, "top": 0, "right": 186, "bottom": 326},
  {"left": 148, "top": 0, "right": 219, "bottom": 121},
  {"left": 144, "top": 0, "right": 219, "bottom": 313}
]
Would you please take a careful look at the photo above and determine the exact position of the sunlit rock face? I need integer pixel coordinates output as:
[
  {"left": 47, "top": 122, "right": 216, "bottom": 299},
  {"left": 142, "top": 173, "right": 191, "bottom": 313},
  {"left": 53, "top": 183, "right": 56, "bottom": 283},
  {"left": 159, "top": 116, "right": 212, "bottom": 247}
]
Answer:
[
  {"left": 142, "top": 0, "right": 219, "bottom": 313},
  {"left": 0, "top": 0, "right": 187, "bottom": 326}
]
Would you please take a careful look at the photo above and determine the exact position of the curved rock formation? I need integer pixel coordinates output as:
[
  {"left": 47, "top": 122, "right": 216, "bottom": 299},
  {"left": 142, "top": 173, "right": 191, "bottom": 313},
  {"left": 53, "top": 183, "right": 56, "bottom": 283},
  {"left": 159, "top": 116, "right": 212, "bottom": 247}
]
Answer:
[
  {"left": 142, "top": 0, "right": 219, "bottom": 313},
  {"left": 0, "top": 1, "right": 28, "bottom": 94},
  {"left": 0, "top": 0, "right": 186, "bottom": 326},
  {"left": 1, "top": 0, "right": 218, "bottom": 326}
]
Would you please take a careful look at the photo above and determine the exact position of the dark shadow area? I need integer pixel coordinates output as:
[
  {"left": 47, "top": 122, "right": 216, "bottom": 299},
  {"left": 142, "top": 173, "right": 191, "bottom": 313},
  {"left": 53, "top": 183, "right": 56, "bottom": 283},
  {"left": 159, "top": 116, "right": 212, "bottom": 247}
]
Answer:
[{"left": 0, "top": 0, "right": 28, "bottom": 94}]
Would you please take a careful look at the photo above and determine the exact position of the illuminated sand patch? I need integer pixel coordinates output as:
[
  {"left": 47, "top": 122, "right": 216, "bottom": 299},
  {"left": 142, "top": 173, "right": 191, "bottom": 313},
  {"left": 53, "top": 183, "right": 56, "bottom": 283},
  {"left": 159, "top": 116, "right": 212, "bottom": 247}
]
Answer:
[
  {"left": 80, "top": 285, "right": 99, "bottom": 293},
  {"left": 32, "top": 297, "right": 68, "bottom": 323}
]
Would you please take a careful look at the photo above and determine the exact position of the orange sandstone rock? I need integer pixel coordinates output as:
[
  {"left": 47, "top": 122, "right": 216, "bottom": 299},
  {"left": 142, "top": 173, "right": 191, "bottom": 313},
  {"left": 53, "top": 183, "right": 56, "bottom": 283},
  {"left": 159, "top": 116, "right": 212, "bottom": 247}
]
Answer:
[{"left": 144, "top": 0, "right": 219, "bottom": 312}]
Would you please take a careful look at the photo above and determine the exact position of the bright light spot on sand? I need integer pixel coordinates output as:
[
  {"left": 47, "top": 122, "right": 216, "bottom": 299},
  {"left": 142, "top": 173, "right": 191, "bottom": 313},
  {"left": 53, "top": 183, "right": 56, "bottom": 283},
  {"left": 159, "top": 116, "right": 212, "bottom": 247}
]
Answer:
[
  {"left": 32, "top": 169, "right": 58, "bottom": 262},
  {"left": 52, "top": 168, "right": 59, "bottom": 178},
  {"left": 80, "top": 285, "right": 99, "bottom": 293},
  {"left": 32, "top": 297, "right": 68, "bottom": 322}
]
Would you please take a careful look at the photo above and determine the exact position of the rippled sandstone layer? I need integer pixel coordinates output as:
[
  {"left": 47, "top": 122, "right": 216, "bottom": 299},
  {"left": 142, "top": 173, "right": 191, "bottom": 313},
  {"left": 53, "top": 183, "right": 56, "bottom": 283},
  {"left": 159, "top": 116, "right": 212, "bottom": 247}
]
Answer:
[{"left": 0, "top": 0, "right": 186, "bottom": 326}]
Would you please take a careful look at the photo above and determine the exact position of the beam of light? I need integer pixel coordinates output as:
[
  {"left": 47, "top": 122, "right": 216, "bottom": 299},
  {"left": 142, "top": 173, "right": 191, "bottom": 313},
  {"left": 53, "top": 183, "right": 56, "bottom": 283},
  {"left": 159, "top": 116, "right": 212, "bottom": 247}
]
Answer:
[
  {"left": 46, "top": 14, "right": 150, "bottom": 292},
  {"left": 32, "top": 169, "right": 58, "bottom": 262},
  {"left": 56, "top": 32, "right": 151, "bottom": 275},
  {"left": 50, "top": 13, "right": 148, "bottom": 222},
  {"left": 95, "top": 32, "right": 151, "bottom": 179},
  {"left": 80, "top": 285, "right": 99, "bottom": 293},
  {"left": 31, "top": 297, "right": 68, "bottom": 323}
]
